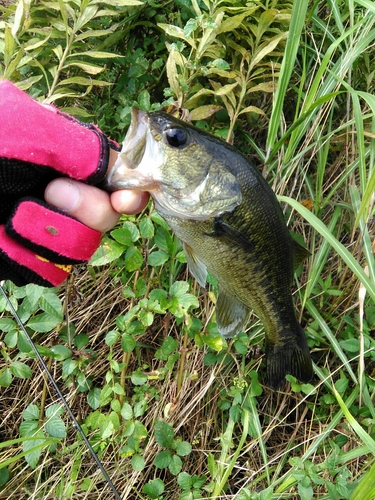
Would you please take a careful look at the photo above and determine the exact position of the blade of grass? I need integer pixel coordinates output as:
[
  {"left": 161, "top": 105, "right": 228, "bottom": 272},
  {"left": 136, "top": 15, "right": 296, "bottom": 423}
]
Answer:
[
  {"left": 266, "top": 0, "right": 309, "bottom": 155},
  {"left": 279, "top": 196, "right": 375, "bottom": 302}
]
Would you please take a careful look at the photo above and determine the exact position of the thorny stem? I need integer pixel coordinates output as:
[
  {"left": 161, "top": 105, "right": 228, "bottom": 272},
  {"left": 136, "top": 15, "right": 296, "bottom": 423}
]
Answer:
[
  {"left": 39, "top": 356, "right": 53, "bottom": 427},
  {"left": 176, "top": 316, "right": 189, "bottom": 398},
  {"left": 119, "top": 270, "right": 140, "bottom": 407}
]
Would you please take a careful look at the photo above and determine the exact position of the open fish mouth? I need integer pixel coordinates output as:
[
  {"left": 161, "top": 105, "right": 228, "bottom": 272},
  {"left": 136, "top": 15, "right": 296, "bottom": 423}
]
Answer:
[{"left": 105, "top": 108, "right": 150, "bottom": 190}]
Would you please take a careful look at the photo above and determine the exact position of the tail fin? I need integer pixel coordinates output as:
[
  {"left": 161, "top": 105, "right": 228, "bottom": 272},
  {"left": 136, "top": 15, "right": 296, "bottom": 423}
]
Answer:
[{"left": 265, "top": 325, "right": 313, "bottom": 390}]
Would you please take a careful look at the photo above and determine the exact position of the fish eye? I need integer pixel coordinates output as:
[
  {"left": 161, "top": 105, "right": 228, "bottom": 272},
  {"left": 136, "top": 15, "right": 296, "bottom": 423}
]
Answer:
[{"left": 164, "top": 127, "right": 187, "bottom": 147}]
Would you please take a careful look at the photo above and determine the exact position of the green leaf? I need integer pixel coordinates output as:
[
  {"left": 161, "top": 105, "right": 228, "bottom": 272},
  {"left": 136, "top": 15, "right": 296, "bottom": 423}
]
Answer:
[
  {"left": 10, "top": 361, "right": 32, "bottom": 379},
  {"left": 154, "top": 420, "right": 174, "bottom": 448},
  {"left": 4, "top": 330, "right": 18, "bottom": 348},
  {"left": 121, "top": 334, "right": 136, "bottom": 353},
  {"left": 0, "top": 467, "right": 10, "bottom": 487},
  {"left": 142, "top": 478, "right": 165, "bottom": 499},
  {"left": 105, "top": 330, "right": 119, "bottom": 346},
  {"left": 62, "top": 358, "right": 77, "bottom": 377},
  {"left": 169, "top": 454, "right": 183, "bottom": 475},
  {"left": 45, "top": 404, "right": 64, "bottom": 418},
  {"left": 170, "top": 281, "right": 189, "bottom": 297},
  {"left": 178, "top": 293, "right": 199, "bottom": 310},
  {"left": 45, "top": 417, "right": 66, "bottom": 438},
  {"left": 148, "top": 251, "right": 169, "bottom": 266},
  {"left": 175, "top": 441, "right": 192, "bottom": 457},
  {"left": 154, "top": 449, "right": 172, "bottom": 469},
  {"left": 74, "top": 333, "right": 90, "bottom": 349},
  {"left": 125, "top": 247, "right": 143, "bottom": 272},
  {"left": 121, "top": 403, "right": 133, "bottom": 420},
  {"left": 23, "top": 404, "right": 39, "bottom": 421},
  {"left": 178, "top": 472, "right": 193, "bottom": 490},
  {"left": 139, "top": 218, "right": 154, "bottom": 238},
  {"left": 90, "top": 237, "right": 125, "bottom": 266},
  {"left": 350, "top": 460, "right": 375, "bottom": 500},
  {"left": 51, "top": 345, "right": 72, "bottom": 361},
  {"left": 131, "top": 371, "right": 148, "bottom": 386},
  {"left": 87, "top": 388, "right": 101, "bottom": 410},
  {"left": 131, "top": 454, "right": 145, "bottom": 471},
  {"left": 23, "top": 437, "right": 45, "bottom": 469},
  {"left": 25, "top": 284, "right": 44, "bottom": 309},
  {"left": 27, "top": 313, "right": 61, "bottom": 332},
  {"left": 155, "top": 337, "right": 178, "bottom": 360},
  {"left": 39, "top": 292, "right": 63, "bottom": 320},
  {"left": 0, "top": 318, "right": 17, "bottom": 333},
  {"left": 0, "top": 369, "right": 12, "bottom": 387}
]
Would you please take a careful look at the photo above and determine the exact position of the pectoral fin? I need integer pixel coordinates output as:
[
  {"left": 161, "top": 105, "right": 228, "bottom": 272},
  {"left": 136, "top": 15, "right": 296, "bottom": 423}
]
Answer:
[
  {"left": 216, "top": 288, "right": 251, "bottom": 338},
  {"left": 183, "top": 242, "right": 207, "bottom": 287},
  {"left": 207, "top": 219, "right": 254, "bottom": 252}
]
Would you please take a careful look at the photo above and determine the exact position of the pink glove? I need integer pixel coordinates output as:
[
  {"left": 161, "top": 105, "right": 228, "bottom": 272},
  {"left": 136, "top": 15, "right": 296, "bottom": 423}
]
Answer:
[{"left": 0, "top": 80, "right": 119, "bottom": 287}]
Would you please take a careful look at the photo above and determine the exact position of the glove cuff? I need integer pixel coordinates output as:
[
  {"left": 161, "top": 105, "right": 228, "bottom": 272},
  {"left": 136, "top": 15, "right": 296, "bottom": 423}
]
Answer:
[
  {"left": 6, "top": 198, "right": 102, "bottom": 264},
  {"left": 0, "top": 225, "right": 71, "bottom": 287}
]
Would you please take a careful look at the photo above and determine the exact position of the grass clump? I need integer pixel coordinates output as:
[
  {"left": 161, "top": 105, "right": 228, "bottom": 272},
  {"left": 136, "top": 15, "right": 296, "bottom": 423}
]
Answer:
[{"left": 1, "top": 0, "right": 375, "bottom": 498}]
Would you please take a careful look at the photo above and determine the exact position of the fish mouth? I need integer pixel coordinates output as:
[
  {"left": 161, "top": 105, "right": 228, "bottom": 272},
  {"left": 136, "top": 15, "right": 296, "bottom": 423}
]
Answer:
[{"left": 105, "top": 108, "right": 150, "bottom": 191}]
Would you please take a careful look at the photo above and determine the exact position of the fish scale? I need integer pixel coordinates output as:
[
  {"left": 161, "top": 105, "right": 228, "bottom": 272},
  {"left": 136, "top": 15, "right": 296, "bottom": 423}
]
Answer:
[{"left": 106, "top": 108, "right": 313, "bottom": 389}]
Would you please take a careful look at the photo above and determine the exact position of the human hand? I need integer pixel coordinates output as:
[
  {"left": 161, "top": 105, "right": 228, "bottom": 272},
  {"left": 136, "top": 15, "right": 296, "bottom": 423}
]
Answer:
[{"left": 0, "top": 80, "right": 149, "bottom": 287}]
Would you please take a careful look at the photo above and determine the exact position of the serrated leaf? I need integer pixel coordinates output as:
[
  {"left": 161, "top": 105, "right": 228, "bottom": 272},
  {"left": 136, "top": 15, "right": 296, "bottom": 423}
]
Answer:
[
  {"left": 62, "top": 358, "right": 77, "bottom": 377},
  {"left": 154, "top": 449, "right": 172, "bottom": 469},
  {"left": 4, "top": 329, "right": 17, "bottom": 348},
  {"left": 178, "top": 293, "right": 199, "bottom": 310},
  {"left": 87, "top": 388, "right": 101, "bottom": 409},
  {"left": 177, "top": 472, "right": 192, "bottom": 489},
  {"left": 125, "top": 247, "right": 143, "bottom": 272},
  {"left": 154, "top": 420, "right": 174, "bottom": 447},
  {"left": 169, "top": 454, "right": 183, "bottom": 475},
  {"left": 45, "top": 416, "right": 66, "bottom": 438},
  {"left": 74, "top": 333, "right": 89, "bottom": 349},
  {"left": 142, "top": 478, "right": 165, "bottom": 499},
  {"left": 131, "top": 453, "right": 145, "bottom": 471},
  {"left": 0, "top": 318, "right": 17, "bottom": 332},
  {"left": 10, "top": 361, "right": 32, "bottom": 379},
  {"left": 20, "top": 420, "right": 39, "bottom": 438},
  {"left": 131, "top": 372, "right": 148, "bottom": 386},
  {"left": 139, "top": 218, "right": 154, "bottom": 238},
  {"left": 51, "top": 345, "right": 72, "bottom": 360},
  {"left": 39, "top": 293, "right": 63, "bottom": 320},
  {"left": 170, "top": 281, "right": 189, "bottom": 297},
  {"left": 45, "top": 404, "right": 64, "bottom": 418},
  {"left": 90, "top": 237, "right": 125, "bottom": 266},
  {"left": 23, "top": 404, "right": 39, "bottom": 421},
  {"left": 148, "top": 250, "right": 169, "bottom": 267},
  {"left": 121, "top": 403, "right": 133, "bottom": 420},
  {"left": 121, "top": 334, "right": 136, "bottom": 353},
  {"left": 175, "top": 441, "right": 192, "bottom": 457},
  {"left": 27, "top": 313, "right": 61, "bottom": 332},
  {"left": 105, "top": 330, "right": 119, "bottom": 346},
  {"left": 0, "top": 369, "right": 12, "bottom": 387}
]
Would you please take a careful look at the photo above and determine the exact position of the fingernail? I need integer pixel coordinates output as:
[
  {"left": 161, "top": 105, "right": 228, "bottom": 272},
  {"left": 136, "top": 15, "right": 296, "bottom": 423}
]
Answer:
[{"left": 45, "top": 179, "right": 81, "bottom": 212}]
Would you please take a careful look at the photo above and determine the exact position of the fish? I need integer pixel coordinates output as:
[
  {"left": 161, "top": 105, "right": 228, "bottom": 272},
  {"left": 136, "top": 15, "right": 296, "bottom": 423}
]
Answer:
[{"left": 105, "top": 108, "right": 313, "bottom": 389}]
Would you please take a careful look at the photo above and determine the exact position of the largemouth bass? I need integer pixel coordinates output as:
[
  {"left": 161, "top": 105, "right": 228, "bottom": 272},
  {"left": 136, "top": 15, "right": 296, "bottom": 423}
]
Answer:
[{"left": 106, "top": 109, "right": 313, "bottom": 389}]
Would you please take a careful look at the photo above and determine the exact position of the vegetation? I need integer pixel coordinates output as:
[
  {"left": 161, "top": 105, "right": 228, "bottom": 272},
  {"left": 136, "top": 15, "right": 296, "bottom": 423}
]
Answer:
[{"left": 1, "top": 0, "right": 375, "bottom": 498}]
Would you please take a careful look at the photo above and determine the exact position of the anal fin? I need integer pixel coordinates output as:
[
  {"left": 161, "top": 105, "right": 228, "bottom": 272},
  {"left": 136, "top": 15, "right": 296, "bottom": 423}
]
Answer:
[{"left": 216, "top": 287, "right": 251, "bottom": 338}]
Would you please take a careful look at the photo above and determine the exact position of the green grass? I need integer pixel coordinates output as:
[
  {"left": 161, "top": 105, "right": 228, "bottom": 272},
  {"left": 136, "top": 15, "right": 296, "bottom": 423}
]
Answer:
[{"left": 1, "top": 0, "right": 375, "bottom": 498}]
